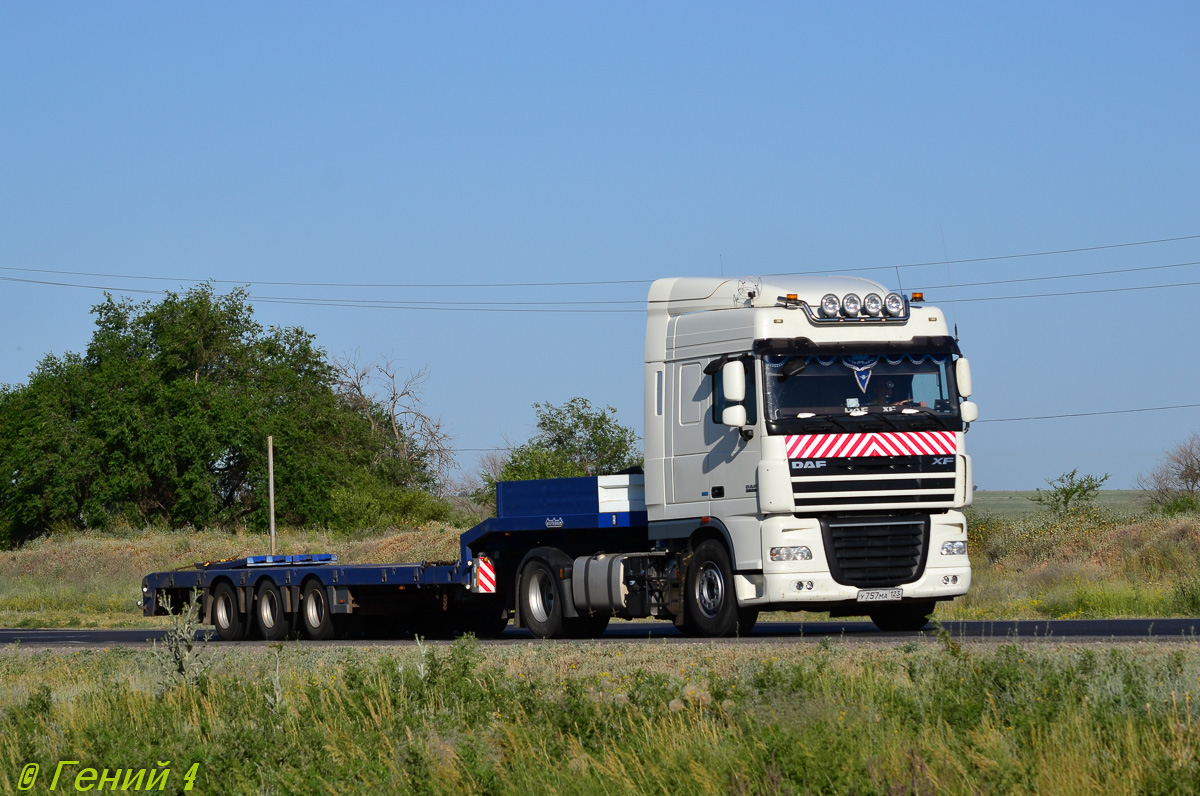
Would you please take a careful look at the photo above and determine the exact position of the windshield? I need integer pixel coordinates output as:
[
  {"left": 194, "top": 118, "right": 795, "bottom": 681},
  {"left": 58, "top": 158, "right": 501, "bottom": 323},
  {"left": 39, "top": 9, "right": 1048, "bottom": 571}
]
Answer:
[{"left": 763, "top": 352, "right": 963, "bottom": 432}]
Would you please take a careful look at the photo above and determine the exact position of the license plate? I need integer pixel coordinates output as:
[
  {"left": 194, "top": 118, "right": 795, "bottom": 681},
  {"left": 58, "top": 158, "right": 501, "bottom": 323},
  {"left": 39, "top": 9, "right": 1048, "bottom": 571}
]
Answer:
[{"left": 856, "top": 588, "right": 903, "bottom": 602}]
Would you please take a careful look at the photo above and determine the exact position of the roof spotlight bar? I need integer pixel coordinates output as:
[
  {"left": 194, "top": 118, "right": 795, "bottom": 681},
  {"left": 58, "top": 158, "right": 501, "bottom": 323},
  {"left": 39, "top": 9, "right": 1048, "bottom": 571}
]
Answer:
[{"left": 777, "top": 291, "right": 912, "bottom": 323}]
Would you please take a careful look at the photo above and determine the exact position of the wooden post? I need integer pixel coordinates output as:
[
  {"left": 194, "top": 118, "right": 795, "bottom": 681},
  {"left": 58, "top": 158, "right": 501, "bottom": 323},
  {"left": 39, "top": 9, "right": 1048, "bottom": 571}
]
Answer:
[{"left": 268, "top": 435, "right": 276, "bottom": 557}]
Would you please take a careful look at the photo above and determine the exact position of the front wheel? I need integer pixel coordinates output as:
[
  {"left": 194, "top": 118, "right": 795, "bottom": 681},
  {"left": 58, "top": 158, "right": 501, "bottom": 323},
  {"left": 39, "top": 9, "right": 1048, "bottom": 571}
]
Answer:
[
  {"left": 869, "top": 602, "right": 935, "bottom": 632},
  {"left": 683, "top": 540, "right": 742, "bottom": 638},
  {"left": 519, "top": 559, "right": 565, "bottom": 639}
]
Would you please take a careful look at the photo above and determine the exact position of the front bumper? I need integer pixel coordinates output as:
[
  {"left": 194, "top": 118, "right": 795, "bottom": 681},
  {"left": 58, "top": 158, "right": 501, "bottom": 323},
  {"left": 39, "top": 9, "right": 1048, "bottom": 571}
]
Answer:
[{"left": 733, "top": 511, "right": 972, "bottom": 607}]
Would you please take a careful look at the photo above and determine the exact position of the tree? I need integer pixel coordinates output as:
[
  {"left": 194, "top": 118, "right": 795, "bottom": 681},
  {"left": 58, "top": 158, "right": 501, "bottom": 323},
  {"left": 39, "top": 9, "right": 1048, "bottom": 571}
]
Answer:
[
  {"left": 1137, "top": 433, "right": 1200, "bottom": 514},
  {"left": 0, "top": 285, "right": 451, "bottom": 545},
  {"left": 478, "top": 397, "right": 642, "bottom": 502},
  {"left": 332, "top": 353, "right": 454, "bottom": 492},
  {"left": 1028, "top": 469, "right": 1111, "bottom": 515}
]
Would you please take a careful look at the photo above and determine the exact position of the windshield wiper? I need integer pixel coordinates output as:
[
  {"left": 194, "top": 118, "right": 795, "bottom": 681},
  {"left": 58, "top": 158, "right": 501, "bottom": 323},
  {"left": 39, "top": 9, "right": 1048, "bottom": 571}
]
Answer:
[
  {"left": 898, "top": 406, "right": 957, "bottom": 431},
  {"left": 790, "top": 414, "right": 857, "bottom": 433}
]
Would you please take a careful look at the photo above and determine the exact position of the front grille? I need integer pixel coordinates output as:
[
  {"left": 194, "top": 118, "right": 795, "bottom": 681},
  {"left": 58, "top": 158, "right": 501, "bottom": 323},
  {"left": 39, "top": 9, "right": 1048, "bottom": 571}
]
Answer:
[
  {"left": 821, "top": 517, "right": 929, "bottom": 588},
  {"left": 789, "top": 455, "right": 957, "bottom": 510}
]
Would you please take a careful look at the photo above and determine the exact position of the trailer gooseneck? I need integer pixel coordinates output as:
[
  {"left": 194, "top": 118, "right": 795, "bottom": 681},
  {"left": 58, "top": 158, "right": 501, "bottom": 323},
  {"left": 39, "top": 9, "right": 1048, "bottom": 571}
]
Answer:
[{"left": 143, "top": 275, "right": 979, "bottom": 638}]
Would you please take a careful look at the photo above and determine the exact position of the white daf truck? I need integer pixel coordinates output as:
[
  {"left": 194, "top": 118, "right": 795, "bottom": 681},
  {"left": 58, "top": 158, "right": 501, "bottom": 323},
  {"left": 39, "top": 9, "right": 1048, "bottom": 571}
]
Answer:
[
  {"left": 639, "top": 275, "right": 976, "bottom": 633},
  {"left": 143, "top": 274, "right": 976, "bottom": 639}
]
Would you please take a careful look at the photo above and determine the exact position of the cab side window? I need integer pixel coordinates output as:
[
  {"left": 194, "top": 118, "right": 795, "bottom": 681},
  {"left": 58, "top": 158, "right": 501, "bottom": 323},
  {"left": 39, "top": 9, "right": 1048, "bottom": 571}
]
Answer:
[{"left": 712, "top": 358, "right": 757, "bottom": 425}]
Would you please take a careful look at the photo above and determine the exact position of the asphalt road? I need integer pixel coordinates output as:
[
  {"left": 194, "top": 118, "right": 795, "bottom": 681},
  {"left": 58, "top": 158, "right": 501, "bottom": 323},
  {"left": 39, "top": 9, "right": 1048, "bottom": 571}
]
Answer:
[{"left": 4, "top": 618, "right": 1200, "bottom": 648}]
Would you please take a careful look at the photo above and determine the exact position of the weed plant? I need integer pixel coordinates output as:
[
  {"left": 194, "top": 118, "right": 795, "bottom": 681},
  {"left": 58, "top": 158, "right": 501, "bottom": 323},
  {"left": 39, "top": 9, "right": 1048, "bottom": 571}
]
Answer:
[{"left": 2, "top": 638, "right": 1199, "bottom": 794}]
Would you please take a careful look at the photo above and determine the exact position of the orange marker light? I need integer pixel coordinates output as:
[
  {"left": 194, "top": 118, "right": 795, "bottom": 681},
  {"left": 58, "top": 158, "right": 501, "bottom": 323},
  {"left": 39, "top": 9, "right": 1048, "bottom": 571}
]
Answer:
[
  {"left": 786, "top": 294, "right": 798, "bottom": 301},
  {"left": 911, "top": 292, "right": 925, "bottom": 302}
]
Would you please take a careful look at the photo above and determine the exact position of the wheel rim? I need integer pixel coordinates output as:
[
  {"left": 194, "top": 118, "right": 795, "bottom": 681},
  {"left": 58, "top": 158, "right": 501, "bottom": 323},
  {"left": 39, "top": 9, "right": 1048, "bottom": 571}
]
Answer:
[
  {"left": 695, "top": 562, "right": 725, "bottom": 618},
  {"left": 525, "top": 567, "right": 554, "bottom": 624},
  {"left": 260, "top": 591, "right": 277, "bottom": 629},
  {"left": 305, "top": 589, "right": 325, "bottom": 628},
  {"left": 215, "top": 592, "right": 233, "bottom": 629}
]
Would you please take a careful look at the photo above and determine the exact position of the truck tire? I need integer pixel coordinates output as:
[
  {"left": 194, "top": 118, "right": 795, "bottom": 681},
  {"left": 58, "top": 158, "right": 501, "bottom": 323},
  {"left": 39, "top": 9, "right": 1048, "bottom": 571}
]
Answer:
[
  {"left": 211, "top": 581, "right": 247, "bottom": 642},
  {"left": 519, "top": 559, "right": 566, "bottom": 639},
  {"left": 869, "top": 602, "right": 934, "bottom": 632},
  {"left": 301, "top": 580, "right": 336, "bottom": 640},
  {"left": 737, "top": 608, "right": 760, "bottom": 635},
  {"left": 565, "top": 612, "right": 611, "bottom": 639},
  {"left": 683, "top": 540, "right": 740, "bottom": 638},
  {"left": 255, "top": 580, "right": 290, "bottom": 641}
]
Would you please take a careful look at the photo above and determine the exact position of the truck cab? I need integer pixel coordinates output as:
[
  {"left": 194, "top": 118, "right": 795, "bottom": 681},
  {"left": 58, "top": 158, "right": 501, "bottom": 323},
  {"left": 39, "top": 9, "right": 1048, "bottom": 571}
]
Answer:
[{"left": 643, "top": 276, "right": 976, "bottom": 632}]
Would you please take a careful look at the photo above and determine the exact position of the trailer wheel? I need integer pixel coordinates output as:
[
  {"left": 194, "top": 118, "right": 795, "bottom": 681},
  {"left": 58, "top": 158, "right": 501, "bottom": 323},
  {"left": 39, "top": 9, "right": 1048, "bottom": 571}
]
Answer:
[
  {"left": 211, "top": 582, "right": 247, "bottom": 642},
  {"left": 255, "top": 580, "right": 290, "bottom": 641},
  {"left": 683, "top": 540, "right": 739, "bottom": 638},
  {"left": 301, "top": 580, "right": 336, "bottom": 640},
  {"left": 869, "top": 602, "right": 934, "bottom": 632},
  {"left": 519, "top": 559, "right": 565, "bottom": 639},
  {"left": 565, "top": 612, "right": 610, "bottom": 639}
]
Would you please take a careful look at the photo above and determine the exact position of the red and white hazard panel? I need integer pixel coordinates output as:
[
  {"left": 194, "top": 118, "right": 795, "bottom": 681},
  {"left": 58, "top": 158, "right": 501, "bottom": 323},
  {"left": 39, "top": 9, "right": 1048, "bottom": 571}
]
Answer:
[
  {"left": 473, "top": 556, "right": 497, "bottom": 594},
  {"left": 786, "top": 431, "right": 957, "bottom": 459}
]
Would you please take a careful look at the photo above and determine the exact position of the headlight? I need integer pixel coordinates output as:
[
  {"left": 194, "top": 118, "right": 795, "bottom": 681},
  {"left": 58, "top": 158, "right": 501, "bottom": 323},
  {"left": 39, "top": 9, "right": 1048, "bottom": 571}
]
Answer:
[
  {"left": 862, "top": 293, "right": 882, "bottom": 316},
  {"left": 819, "top": 294, "right": 840, "bottom": 318},
  {"left": 770, "top": 546, "right": 813, "bottom": 562},
  {"left": 884, "top": 292, "right": 905, "bottom": 317},
  {"left": 940, "top": 541, "right": 967, "bottom": 556},
  {"left": 841, "top": 293, "right": 861, "bottom": 317}
]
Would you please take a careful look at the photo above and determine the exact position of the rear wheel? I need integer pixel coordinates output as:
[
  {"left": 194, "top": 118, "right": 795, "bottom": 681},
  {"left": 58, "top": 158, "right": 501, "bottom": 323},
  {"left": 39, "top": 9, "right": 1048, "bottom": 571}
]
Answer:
[
  {"left": 869, "top": 602, "right": 935, "bottom": 632},
  {"left": 211, "top": 582, "right": 247, "bottom": 641},
  {"left": 301, "top": 580, "right": 336, "bottom": 640},
  {"left": 255, "top": 580, "right": 290, "bottom": 641},
  {"left": 519, "top": 559, "right": 565, "bottom": 639}
]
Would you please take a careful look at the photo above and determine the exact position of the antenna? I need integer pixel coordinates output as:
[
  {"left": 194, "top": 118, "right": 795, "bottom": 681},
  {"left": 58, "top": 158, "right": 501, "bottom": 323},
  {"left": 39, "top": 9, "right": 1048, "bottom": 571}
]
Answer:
[
  {"left": 940, "top": 223, "right": 958, "bottom": 326},
  {"left": 893, "top": 266, "right": 904, "bottom": 295},
  {"left": 720, "top": 254, "right": 724, "bottom": 277}
]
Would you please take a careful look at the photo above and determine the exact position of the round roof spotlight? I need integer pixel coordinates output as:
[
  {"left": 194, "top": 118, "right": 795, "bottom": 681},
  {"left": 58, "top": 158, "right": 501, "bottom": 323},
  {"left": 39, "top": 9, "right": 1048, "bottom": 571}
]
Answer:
[
  {"left": 819, "top": 293, "right": 840, "bottom": 318},
  {"left": 841, "top": 293, "right": 862, "bottom": 317},
  {"left": 883, "top": 292, "right": 905, "bottom": 317},
  {"left": 862, "top": 293, "right": 883, "bottom": 317}
]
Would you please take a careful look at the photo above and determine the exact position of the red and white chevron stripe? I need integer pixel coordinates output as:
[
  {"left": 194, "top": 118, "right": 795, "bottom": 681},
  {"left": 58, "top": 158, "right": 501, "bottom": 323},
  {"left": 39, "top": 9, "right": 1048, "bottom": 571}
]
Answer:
[
  {"left": 786, "top": 431, "right": 957, "bottom": 459},
  {"left": 475, "top": 556, "right": 497, "bottom": 594}
]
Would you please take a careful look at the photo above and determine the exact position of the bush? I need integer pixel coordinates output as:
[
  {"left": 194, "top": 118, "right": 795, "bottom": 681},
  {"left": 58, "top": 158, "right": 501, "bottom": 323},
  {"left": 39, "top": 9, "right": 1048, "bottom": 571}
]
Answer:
[
  {"left": 1028, "top": 469, "right": 1110, "bottom": 515},
  {"left": 1160, "top": 494, "right": 1199, "bottom": 517}
]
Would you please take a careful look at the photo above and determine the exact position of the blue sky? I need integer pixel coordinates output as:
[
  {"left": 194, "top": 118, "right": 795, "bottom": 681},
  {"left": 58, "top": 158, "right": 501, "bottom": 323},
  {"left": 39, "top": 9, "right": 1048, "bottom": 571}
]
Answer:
[{"left": 2, "top": 3, "right": 1197, "bottom": 491}]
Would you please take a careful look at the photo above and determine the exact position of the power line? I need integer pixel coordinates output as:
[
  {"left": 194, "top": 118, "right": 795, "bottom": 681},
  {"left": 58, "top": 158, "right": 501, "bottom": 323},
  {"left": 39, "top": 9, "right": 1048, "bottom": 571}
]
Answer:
[
  {"left": 1, "top": 232, "right": 1197, "bottom": 290},
  {"left": 976, "top": 403, "right": 1200, "bottom": 423},
  {"left": 828, "top": 233, "right": 1200, "bottom": 274},
  {"left": 7, "top": 264, "right": 1200, "bottom": 312},
  {"left": 941, "top": 279, "right": 1200, "bottom": 304},
  {"left": 914, "top": 259, "right": 1200, "bottom": 292}
]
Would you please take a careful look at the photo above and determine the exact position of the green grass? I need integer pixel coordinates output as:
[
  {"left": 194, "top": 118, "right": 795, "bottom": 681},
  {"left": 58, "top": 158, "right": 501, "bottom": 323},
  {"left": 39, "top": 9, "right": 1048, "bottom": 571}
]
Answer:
[{"left": 2, "top": 637, "right": 1200, "bottom": 794}]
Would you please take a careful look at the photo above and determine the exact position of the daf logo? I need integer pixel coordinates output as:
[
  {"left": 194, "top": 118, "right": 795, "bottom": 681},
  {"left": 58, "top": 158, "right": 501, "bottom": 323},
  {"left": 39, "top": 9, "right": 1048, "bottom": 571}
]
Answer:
[
  {"left": 931, "top": 457, "right": 953, "bottom": 465},
  {"left": 791, "top": 460, "right": 827, "bottom": 470}
]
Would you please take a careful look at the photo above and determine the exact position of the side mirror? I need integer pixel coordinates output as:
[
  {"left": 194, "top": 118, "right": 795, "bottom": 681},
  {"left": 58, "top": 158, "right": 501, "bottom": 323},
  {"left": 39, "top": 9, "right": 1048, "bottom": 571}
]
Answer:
[
  {"left": 956, "top": 358, "right": 973, "bottom": 398},
  {"left": 722, "top": 405, "right": 748, "bottom": 428},
  {"left": 960, "top": 400, "right": 978, "bottom": 424},
  {"left": 722, "top": 360, "right": 746, "bottom": 403}
]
